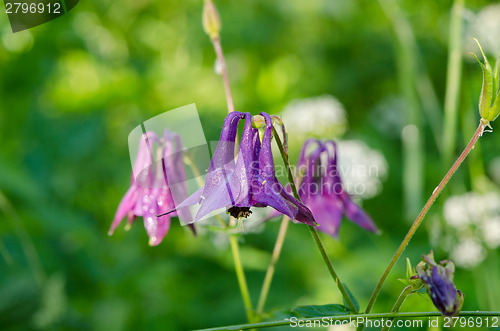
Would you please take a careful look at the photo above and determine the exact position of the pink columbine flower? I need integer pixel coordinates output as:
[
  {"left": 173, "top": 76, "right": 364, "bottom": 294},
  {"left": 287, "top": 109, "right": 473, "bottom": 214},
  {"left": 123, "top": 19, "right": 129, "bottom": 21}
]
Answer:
[{"left": 109, "top": 130, "right": 193, "bottom": 246}]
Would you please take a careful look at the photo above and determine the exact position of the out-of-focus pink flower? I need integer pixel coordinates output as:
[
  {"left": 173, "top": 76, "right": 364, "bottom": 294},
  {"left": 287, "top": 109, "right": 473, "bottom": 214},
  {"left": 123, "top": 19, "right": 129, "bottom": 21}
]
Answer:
[
  {"left": 109, "top": 130, "right": 193, "bottom": 246},
  {"left": 296, "top": 139, "right": 378, "bottom": 237}
]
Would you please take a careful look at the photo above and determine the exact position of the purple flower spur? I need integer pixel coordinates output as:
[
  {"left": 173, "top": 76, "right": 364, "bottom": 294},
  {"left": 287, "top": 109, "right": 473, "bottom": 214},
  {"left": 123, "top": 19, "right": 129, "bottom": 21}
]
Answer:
[
  {"left": 109, "top": 130, "right": 193, "bottom": 246},
  {"left": 296, "top": 139, "right": 378, "bottom": 237},
  {"left": 167, "top": 111, "right": 316, "bottom": 226}
]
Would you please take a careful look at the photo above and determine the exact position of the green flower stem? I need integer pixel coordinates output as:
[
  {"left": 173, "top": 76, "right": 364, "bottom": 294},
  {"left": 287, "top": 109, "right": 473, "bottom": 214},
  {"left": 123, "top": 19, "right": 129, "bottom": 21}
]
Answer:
[
  {"left": 381, "top": 285, "right": 413, "bottom": 331},
  {"left": 229, "top": 234, "right": 255, "bottom": 323},
  {"left": 256, "top": 215, "right": 290, "bottom": 314},
  {"left": 443, "top": 0, "right": 465, "bottom": 167},
  {"left": 362, "top": 121, "right": 486, "bottom": 320},
  {"left": 271, "top": 127, "right": 358, "bottom": 314},
  {"left": 195, "top": 311, "right": 500, "bottom": 331}
]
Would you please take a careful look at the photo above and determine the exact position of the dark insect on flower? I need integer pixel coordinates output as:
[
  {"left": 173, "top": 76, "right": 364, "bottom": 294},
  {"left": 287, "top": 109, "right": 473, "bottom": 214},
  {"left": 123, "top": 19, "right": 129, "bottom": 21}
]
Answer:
[
  {"left": 295, "top": 139, "right": 378, "bottom": 237},
  {"left": 416, "top": 251, "right": 464, "bottom": 317},
  {"left": 109, "top": 130, "right": 193, "bottom": 246},
  {"left": 167, "top": 111, "right": 316, "bottom": 226}
]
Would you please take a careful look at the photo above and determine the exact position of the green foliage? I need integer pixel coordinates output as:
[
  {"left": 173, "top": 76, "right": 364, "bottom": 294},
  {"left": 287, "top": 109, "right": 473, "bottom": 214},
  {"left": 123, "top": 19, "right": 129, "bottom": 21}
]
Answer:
[{"left": 1, "top": 0, "right": 500, "bottom": 330}]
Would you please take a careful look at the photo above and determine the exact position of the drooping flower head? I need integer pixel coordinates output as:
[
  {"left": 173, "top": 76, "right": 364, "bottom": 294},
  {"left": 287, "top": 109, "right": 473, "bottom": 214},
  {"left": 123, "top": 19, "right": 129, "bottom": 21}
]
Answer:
[
  {"left": 109, "top": 130, "right": 193, "bottom": 246},
  {"left": 170, "top": 111, "right": 316, "bottom": 226},
  {"left": 416, "top": 251, "right": 465, "bottom": 317},
  {"left": 296, "top": 139, "right": 378, "bottom": 237}
]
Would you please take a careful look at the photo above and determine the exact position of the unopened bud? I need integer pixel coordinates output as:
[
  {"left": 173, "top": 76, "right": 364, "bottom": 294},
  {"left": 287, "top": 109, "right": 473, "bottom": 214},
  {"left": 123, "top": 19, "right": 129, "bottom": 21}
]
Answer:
[
  {"left": 203, "top": 0, "right": 221, "bottom": 40},
  {"left": 472, "top": 38, "right": 500, "bottom": 123},
  {"left": 252, "top": 115, "right": 266, "bottom": 129},
  {"left": 252, "top": 115, "right": 266, "bottom": 143}
]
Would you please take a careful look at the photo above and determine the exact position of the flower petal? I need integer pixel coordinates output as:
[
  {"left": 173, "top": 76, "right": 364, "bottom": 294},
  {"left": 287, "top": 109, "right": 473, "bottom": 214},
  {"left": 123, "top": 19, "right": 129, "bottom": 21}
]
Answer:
[
  {"left": 342, "top": 197, "right": 379, "bottom": 233},
  {"left": 253, "top": 112, "right": 316, "bottom": 225},
  {"left": 109, "top": 185, "right": 139, "bottom": 235},
  {"left": 306, "top": 194, "right": 343, "bottom": 237}
]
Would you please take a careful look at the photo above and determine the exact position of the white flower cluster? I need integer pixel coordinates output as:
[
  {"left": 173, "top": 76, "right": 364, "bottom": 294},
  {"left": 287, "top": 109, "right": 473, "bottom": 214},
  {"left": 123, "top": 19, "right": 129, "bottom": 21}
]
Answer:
[
  {"left": 281, "top": 95, "right": 347, "bottom": 139},
  {"left": 337, "top": 140, "right": 388, "bottom": 200},
  {"left": 281, "top": 95, "right": 387, "bottom": 200},
  {"left": 466, "top": 3, "right": 500, "bottom": 56},
  {"left": 443, "top": 192, "right": 500, "bottom": 268}
]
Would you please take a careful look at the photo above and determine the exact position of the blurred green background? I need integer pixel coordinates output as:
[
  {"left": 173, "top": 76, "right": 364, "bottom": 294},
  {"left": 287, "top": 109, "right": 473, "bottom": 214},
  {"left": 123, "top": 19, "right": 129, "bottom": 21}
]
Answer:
[{"left": 1, "top": 0, "right": 500, "bottom": 330}]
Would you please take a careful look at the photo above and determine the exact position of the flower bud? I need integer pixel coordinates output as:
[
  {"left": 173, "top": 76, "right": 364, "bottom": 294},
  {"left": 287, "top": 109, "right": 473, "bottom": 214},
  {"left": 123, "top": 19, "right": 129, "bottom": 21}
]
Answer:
[
  {"left": 416, "top": 251, "right": 464, "bottom": 317},
  {"left": 251, "top": 115, "right": 266, "bottom": 129},
  {"left": 402, "top": 258, "right": 424, "bottom": 292},
  {"left": 202, "top": 0, "right": 221, "bottom": 40},
  {"left": 252, "top": 115, "right": 267, "bottom": 143},
  {"left": 473, "top": 39, "right": 500, "bottom": 123}
]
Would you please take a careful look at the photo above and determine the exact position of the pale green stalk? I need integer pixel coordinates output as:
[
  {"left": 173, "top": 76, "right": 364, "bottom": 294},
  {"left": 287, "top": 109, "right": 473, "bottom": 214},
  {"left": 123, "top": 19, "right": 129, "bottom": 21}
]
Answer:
[
  {"left": 196, "top": 311, "right": 500, "bottom": 331},
  {"left": 381, "top": 285, "right": 413, "bottom": 331},
  {"left": 443, "top": 0, "right": 465, "bottom": 167},
  {"left": 378, "top": 0, "right": 424, "bottom": 219},
  {"left": 256, "top": 216, "right": 289, "bottom": 314}
]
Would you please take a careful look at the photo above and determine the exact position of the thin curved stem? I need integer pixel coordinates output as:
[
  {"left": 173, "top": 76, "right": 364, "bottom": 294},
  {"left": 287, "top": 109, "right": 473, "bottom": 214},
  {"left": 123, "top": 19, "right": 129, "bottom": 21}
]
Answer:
[
  {"left": 256, "top": 216, "right": 289, "bottom": 314},
  {"left": 272, "top": 127, "right": 358, "bottom": 314},
  {"left": 363, "top": 121, "right": 486, "bottom": 318},
  {"left": 381, "top": 285, "right": 413, "bottom": 331},
  {"left": 229, "top": 234, "right": 255, "bottom": 323},
  {"left": 195, "top": 311, "right": 500, "bottom": 331},
  {"left": 211, "top": 37, "right": 235, "bottom": 114}
]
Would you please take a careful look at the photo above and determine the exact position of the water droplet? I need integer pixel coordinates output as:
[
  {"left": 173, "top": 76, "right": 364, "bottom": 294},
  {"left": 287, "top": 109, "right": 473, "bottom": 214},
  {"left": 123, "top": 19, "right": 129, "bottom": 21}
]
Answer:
[{"left": 214, "top": 59, "right": 223, "bottom": 75}]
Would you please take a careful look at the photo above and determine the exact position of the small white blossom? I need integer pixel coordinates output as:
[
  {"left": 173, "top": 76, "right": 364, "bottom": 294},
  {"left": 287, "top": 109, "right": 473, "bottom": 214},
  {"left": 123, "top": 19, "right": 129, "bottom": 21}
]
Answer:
[
  {"left": 337, "top": 140, "right": 388, "bottom": 199},
  {"left": 281, "top": 95, "right": 347, "bottom": 139},
  {"left": 443, "top": 192, "right": 500, "bottom": 229},
  {"left": 442, "top": 192, "right": 500, "bottom": 268},
  {"left": 451, "top": 237, "right": 486, "bottom": 269},
  {"left": 482, "top": 216, "right": 500, "bottom": 249}
]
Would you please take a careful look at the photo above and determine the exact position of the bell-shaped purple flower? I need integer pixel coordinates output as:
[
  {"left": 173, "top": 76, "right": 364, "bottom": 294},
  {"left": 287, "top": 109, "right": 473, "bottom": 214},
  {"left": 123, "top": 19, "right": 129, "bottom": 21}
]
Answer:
[
  {"left": 296, "top": 139, "right": 378, "bottom": 237},
  {"left": 109, "top": 130, "right": 193, "bottom": 246},
  {"left": 416, "top": 251, "right": 464, "bottom": 317},
  {"left": 171, "top": 111, "right": 315, "bottom": 225}
]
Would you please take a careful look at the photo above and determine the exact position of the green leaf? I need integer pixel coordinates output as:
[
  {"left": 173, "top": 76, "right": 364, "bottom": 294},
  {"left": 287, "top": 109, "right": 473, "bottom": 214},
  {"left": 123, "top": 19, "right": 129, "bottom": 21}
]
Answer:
[
  {"left": 342, "top": 283, "right": 360, "bottom": 312},
  {"left": 290, "top": 304, "right": 350, "bottom": 318}
]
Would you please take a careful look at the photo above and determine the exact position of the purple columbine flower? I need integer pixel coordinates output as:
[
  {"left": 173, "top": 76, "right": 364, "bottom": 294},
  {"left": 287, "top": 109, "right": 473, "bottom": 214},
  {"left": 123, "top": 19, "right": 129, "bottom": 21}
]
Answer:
[
  {"left": 170, "top": 111, "right": 316, "bottom": 225},
  {"left": 296, "top": 139, "right": 378, "bottom": 237},
  {"left": 109, "top": 130, "right": 193, "bottom": 246},
  {"left": 416, "top": 251, "right": 464, "bottom": 317}
]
